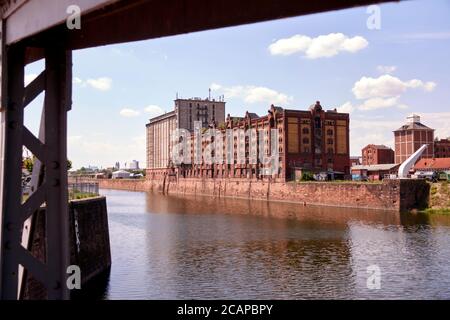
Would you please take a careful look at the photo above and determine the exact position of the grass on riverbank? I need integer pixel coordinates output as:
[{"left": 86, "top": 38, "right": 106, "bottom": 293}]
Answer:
[
  {"left": 422, "top": 208, "right": 450, "bottom": 215},
  {"left": 423, "top": 181, "right": 450, "bottom": 215},
  {"left": 69, "top": 190, "right": 99, "bottom": 200},
  {"left": 22, "top": 190, "right": 98, "bottom": 203}
]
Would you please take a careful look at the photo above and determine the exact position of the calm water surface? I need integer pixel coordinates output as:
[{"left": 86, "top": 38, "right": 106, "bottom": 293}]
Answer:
[{"left": 89, "top": 189, "right": 450, "bottom": 299}]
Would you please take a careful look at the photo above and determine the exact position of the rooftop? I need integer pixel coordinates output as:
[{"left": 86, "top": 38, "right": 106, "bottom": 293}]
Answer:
[
  {"left": 414, "top": 158, "right": 450, "bottom": 170},
  {"left": 365, "top": 144, "right": 392, "bottom": 150},
  {"left": 351, "top": 164, "right": 399, "bottom": 171},
  {"left": 394, "top": 122, "right": 434, "bottom": 131},
  {"left": 147, "top": 110, "right": 175, "bottom": 124},
  {"left": 394, "top": 114, "right": 434, "bottom": 131}
]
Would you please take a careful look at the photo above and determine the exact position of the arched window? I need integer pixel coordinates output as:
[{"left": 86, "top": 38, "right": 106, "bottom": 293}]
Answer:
[
  {"left": 327, "top": 129, "right": 333, "bottom": 136},
  {"left": 302, "top": 127, "right": 309, "bottom": 135}
]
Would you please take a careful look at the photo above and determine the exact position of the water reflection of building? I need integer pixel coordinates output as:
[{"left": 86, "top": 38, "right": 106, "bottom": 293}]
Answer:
[{"left": 146, "top": 99, "right": 350, "bottom": 181}]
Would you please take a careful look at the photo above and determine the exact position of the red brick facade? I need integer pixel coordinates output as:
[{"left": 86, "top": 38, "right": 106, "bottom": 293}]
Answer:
[
  {"left": 146, "top": 101, "right": 350, "bottom": 181},
  {"left": 434, "top": 139, "right": 450, "bottom": 158},
  {"left": 394, "top": 115, "right": 434, "bottom": 164},
  {"left": 362, "top": 144, "right": 394, "bottom": 165}
]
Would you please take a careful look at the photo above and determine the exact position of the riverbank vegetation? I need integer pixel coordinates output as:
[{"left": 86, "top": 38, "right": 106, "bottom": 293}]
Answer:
[{"left": 424, "top": 181, "right": 450, "bottom": 214}]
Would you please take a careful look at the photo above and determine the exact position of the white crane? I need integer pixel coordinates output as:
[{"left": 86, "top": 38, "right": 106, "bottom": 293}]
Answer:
[{"left": 398, "top": 144, "right": 428, "bottom": 178}]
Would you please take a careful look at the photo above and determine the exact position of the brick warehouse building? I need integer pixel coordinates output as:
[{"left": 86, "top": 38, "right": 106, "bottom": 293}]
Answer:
[
  {"left": 146, "top": 97, "right": 226, "bottom": 171},
  {"left": 146, "top": 100, "right": 350, "bottom": 181},
  {"left": 362, "top": 144, "right": 394, "bottom": 165},
  {"left": 434, "top": 138, "right": 450, "bottom": 158},
  {"left": 394, "top": 114, "right": 434, "bottom": 164}
]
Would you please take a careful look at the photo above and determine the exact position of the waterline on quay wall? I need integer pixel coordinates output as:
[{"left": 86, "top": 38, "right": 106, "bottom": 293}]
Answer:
[{"left": 94, "top": 178, "right": 430, "bottom": 212}]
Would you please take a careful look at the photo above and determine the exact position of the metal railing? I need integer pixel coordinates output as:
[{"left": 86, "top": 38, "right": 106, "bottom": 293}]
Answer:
[{"left": 68, "top": 182, "right": 99, "bottom": 197}]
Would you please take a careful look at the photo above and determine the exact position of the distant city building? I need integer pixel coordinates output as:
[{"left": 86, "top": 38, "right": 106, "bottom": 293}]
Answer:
[
  {"left": 146, "top": 100, "right": 350, "bottom": 181},
  {"left": 394, "top": 114, "right": 434, "bottom": 164},
  {"left": 434, "top": 138, "right": 450, "bottom": 158},
  {"left": 361, "top": 144, "right": 394, "bottom": 165},
  {"left": 349, "top": 156, "right": 361, "bottom": 167},
  {"left": 129, "top": 160, "right": 140, "bottom": 170},
  {"left": 114, "top": 162, "right": 120, "bottom": 170}
]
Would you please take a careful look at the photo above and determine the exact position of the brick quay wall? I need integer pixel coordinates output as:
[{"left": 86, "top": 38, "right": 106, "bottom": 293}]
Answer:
[
  {"left": 98, "top": 178, "right": 430, "bottom": 212},
  {"left": 23, "top": 197, "right": 111, "bottom": 300}
]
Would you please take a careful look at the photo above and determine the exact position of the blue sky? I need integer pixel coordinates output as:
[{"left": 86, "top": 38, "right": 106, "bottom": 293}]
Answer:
[{"left": 24, "top": 0, "right": 450, "bottom": 169}]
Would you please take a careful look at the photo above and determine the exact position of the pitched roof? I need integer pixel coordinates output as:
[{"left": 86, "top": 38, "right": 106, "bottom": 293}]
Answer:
[
  {"left": 365, "top": 144, "right": 392, "bottom": 150},
  {"left": 414, "top": 158, "right": 450, "bottom": 170},
  {"left": 351, "top": 164, "right": 399, "bottom": 171},
  {"left": 394, "top": 122, "right": 433, "bottom": 131}
]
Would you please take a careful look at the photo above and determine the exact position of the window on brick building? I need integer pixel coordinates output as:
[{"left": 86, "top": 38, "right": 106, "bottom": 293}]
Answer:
[
  {"left": 302, "top": 128, "right": 309, "bottom": 134},
  {"left": 327, "top": 129, "right": 333, "bottom": 136},
  {"left": 303, "top": 138, "right": 309, "bottom": 144},
  {"left": 327, "top": 138, "right": 333, "bottom": 145}
]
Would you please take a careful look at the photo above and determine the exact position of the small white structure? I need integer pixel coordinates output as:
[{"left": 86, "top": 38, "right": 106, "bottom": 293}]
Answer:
[
  {"left": 398, "top": 144, "right": 428, "bottom": 178},
  {"left": 112, "top": 170, "right": 130, "bottom": 179}
]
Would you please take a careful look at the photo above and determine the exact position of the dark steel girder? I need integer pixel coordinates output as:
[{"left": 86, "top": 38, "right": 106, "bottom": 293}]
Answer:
[{"left": 3, "top": 0, "right": 401, "bottom": 63}]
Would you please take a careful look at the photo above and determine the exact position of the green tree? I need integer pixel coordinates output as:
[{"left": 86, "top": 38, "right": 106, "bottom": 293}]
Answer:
[
  {"left": 301, "top": 171, "right": 315, "bottom": 181},
  {"left": 23, "top": 157, "right": 34, "bottom": 172},
  {"left": 23, "top": 157, "right": 72, "bottom": 172}
]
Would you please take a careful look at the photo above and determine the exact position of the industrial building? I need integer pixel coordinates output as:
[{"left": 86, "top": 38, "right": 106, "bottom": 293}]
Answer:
[
  {"left": 146, "top": 100, "right": 350, "bottom": 181},
  {"left": 394, "top": 114, "right": 434, "bottom": 164},
  {"left": 362, "top": 144, "right": 395, "bottom": 165},
  {"left": 434, "top": 138, "right": 450, "bottom": 158}
]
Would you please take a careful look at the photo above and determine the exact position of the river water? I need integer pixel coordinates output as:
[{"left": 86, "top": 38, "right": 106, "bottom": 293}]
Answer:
[{"left": 87, "top": 189, "right": 450, "bottom": 299}]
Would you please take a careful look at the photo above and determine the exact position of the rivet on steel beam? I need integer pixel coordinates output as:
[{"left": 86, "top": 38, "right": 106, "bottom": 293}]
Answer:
[
  {"left": 52, "top": 179, "right": 60, "bottom": 187},
  {"left": 51, "top": 161, "right": 60, "bottom": 169}
]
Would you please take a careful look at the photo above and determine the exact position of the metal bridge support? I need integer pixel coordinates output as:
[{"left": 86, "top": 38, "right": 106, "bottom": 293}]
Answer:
[{"left": 0, "top": 42, "right": 72, "bottom": 299}]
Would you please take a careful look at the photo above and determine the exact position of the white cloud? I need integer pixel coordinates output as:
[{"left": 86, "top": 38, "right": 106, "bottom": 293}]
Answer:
[
  {"left": 358, "top": 96, "right": 400, "bottom": 111},
  {"left": 337, "top": 102, "right": 355, "bottom": 113},
  {"left": 414, "top": 112, "right": 450, "bottom": 139},
  {"left": 86, "top": 77, "right": 112, "bottom": 91},
  {"left": 349, "top": 112, "right": 450, "bottom": 155},
  {"left": 406, "top": 79, "right": 436, "bottom": 92},
  {"left": 211, "top": 83, "right": 293, "bottom": 105},
  {"left": 376, "top": 65, "right": 397, "bottom": 74},
  {"left": 210, "top": 83, "right": 222, "bottom": 91},
  {"left": 352, "top": 75, "right": 436, "bottom": 99},
  {"left": 68, "top": 135, "right": 83, "bottom": 142},
  {"left": 144, "top": 105, "right": 164, "bottom": 117},
  {"left": 349, "top": 118, "right": 403, "bottom": 155},
  {"left": 119, "top": 108, "right": 140, "bottom": 117},
  {"left": 24, "top": 73, "right": 38, "bottom": 86},
  {"left": 269, "top": 33, "right": 368, "bottom": 59},
  {"left": 73, "top": 77, "right": 83, "bottom": 85}
]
